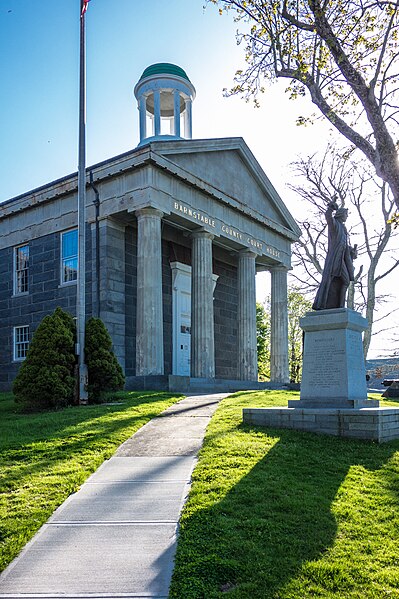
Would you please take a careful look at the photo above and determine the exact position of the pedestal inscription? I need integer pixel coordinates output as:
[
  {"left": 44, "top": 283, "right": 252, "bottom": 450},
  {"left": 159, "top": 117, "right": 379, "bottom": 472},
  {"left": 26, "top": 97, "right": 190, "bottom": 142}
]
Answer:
[{"left": 304, "top": 334, "right": 344, "bottom": 391}]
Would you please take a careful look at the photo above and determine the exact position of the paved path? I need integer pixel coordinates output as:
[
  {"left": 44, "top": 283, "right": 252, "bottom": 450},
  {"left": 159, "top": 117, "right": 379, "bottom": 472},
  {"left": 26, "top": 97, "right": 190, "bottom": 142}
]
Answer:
[{"left": 0, "top": 393, "right": 228, "bottom": 599}]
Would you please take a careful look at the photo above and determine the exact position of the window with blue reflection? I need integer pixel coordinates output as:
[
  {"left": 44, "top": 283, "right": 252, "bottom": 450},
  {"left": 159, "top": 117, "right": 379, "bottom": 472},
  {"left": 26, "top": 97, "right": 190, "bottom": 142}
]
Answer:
[{"left": 61, "top": 229, "right": 78, "bottom": 283}]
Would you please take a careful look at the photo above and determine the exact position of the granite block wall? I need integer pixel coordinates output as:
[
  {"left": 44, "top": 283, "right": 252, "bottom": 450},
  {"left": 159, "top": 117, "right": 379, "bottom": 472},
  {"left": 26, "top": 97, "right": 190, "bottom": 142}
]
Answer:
[
  {"left": 124, "top": 225, "right": 137, "bottom": 378},
  {"left": 162, "top": 239, "right": 173, "bottom": 376},
  {"left": 0, "top": 223, "right": 240, "bottom": 390},
  {"left": 0, "top": 226, "right": 92, "bottom": 391},
  {"left": 213, "top": 257, "right": 238, "bottom": 380}
]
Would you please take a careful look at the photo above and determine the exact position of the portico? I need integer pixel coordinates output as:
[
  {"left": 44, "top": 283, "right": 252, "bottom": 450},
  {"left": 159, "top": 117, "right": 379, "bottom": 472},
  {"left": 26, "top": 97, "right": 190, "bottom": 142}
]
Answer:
[{"left": 88, "top": 130, "right": 300, "bottom": 391}]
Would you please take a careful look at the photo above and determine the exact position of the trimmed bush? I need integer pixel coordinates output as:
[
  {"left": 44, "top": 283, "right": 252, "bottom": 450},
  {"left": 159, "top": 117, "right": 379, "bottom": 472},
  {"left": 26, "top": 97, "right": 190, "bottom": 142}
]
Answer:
[
  {"left": 85, "top": 318, "right": 125, "bottom": 402},
  {"left": 13, "top": 307, "right": 76, "bottom": 411}
]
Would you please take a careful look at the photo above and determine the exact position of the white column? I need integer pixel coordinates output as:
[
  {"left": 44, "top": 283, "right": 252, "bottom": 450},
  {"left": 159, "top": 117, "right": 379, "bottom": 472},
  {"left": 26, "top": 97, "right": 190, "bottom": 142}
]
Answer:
[
  {"left": 238, "top": 250, "right": 258, "bottom": 381},
  {"left": 139, "top": 95, "right": 147, "bottom": 142},
  {"left": 184, "top": 98, "right": 192, "bottom": 139},
  {"left": 191, "top": 230, "right": 215, "bottom": 378},
  {"left": 173, "top": 90, "right": 181, "bottom": 137},
  {"left": 270, "top": 266, "right": 289, "bottom": 384},
  {"left": 154, "top": 91, "right": 161, "bottom": 136},
  {"left": 135, "top": 208, "right": 164, "bottom": 375}
]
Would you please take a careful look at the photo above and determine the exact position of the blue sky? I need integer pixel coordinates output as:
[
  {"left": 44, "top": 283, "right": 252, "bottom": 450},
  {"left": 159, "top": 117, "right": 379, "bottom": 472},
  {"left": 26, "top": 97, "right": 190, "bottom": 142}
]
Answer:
[{"left": 0, "top": 0, "right": 324, "bottom": 204}]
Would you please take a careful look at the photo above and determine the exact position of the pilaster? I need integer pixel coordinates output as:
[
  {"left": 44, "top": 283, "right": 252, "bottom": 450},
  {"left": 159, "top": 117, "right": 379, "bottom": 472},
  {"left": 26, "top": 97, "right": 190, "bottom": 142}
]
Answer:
[{"left": 98, "top": 218, "right": 126, "bottom": 371}]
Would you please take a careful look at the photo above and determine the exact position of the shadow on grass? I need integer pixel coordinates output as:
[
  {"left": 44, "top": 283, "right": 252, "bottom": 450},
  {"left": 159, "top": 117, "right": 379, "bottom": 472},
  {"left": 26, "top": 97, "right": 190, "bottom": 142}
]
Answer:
[
  {"left": 170, "top": 425, "right": 399, "bottom": 599},
  {"left": 0, "top": 391, "right": 180, "bottom": 490},
  {"left": 0, "top": 391, "right": 181, "bottom": 571}
]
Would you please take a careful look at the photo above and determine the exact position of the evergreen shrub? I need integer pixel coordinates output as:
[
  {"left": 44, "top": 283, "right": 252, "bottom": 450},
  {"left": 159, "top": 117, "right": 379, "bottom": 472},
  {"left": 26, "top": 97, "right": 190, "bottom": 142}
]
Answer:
[
  {"left": 13, "top": 307, "right": 76, "bottom": 411},
  {"left": 85, "top": 317, "right": 125, "bottom": 402}
]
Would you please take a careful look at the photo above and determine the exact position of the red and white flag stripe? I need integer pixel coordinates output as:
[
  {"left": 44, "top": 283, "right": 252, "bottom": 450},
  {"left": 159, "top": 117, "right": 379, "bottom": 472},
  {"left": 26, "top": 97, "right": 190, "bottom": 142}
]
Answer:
[{"left": 81, "top": 0, "right": 90, "bottom": 16}]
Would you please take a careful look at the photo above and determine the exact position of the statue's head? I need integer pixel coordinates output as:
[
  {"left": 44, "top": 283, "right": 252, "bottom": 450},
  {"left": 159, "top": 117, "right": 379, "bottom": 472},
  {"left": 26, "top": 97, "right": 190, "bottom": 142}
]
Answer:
[{"left": 335, "top": 206, "right": 348, "bottom": 222}]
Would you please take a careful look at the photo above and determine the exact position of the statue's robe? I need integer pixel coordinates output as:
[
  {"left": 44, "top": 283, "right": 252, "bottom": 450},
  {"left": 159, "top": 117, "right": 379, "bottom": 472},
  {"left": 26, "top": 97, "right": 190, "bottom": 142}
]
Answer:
[{"left": 312, "top": 207, "right": 355, "bottom": 310}]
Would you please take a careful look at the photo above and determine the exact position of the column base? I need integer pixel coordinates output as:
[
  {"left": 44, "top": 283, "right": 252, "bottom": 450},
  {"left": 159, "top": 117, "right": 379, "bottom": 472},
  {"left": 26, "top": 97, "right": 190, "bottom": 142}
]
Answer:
[{"left": 125, "top": 375, "right": 281, "bottom": 394}]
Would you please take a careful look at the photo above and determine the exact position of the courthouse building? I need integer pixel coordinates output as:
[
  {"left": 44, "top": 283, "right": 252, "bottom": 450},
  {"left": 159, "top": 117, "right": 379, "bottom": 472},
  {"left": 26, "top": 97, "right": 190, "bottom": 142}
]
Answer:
[{"left": 0, "top": 64, "right": 300, "bottom": 393}]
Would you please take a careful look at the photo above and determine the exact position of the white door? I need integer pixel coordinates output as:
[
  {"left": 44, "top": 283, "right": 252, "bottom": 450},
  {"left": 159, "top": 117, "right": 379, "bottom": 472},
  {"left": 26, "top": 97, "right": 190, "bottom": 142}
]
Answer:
[{"left": 171, "top": 262, "right": 192, "bottom": 376}]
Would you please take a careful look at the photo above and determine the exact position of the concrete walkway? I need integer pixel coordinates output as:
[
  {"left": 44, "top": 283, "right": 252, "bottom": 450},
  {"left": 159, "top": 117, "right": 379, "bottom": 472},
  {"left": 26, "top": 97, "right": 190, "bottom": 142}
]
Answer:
[{"left": 0, "top": 393, "right": 228, "bottom": 599}]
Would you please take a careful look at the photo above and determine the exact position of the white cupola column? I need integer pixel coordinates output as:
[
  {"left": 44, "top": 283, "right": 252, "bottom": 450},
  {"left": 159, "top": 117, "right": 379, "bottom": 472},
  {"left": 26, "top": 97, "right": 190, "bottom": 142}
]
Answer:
[
  {"left": 173, "top": 90, "right": 181, "bottom": 137},
  {"left": 184, "top": 98, "right": 192, "bottom": 139},
  {"left": 139, "top": 95, "right": 147, "bottom": 141},
  {"left": 135, "top": 208, "right": 164, "bottom": 376},
  {"left": 153, "top": 91, "right": 161, "bottom": 137}
]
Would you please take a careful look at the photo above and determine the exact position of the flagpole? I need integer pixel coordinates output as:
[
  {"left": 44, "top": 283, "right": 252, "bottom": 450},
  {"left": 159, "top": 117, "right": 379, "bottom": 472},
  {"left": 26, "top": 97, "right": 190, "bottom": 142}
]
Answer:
[{"left": 77, "top": 0, "right": 88, "bottom": 404}]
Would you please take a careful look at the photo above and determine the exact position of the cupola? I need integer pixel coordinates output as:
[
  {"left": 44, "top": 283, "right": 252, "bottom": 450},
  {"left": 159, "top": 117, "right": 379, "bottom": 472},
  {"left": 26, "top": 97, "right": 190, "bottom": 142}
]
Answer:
[{"left": 134, "top": 63, "right": 196, "bottom": 146}]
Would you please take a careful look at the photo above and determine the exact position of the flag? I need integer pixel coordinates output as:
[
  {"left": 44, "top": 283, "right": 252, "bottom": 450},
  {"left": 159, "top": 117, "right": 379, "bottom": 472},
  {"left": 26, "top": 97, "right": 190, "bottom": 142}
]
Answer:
[{"left": 81, "top": 0, "right": 90, "bottom": 16}]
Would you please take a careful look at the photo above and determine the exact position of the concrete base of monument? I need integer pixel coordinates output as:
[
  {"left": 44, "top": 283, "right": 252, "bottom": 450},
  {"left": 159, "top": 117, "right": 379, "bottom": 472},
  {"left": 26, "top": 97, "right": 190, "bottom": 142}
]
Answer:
[
  {"left": 287, "top": 397, "right": 380, "bottom": 409},
  {"left": 242, "top": 308, "right": 399, "bottom": 442},
  {"left": 125, "top": 375, "right": 285, "bottom": 394},
  {"left": 242, "top": 405, "right": 399, "bottom": 442}
]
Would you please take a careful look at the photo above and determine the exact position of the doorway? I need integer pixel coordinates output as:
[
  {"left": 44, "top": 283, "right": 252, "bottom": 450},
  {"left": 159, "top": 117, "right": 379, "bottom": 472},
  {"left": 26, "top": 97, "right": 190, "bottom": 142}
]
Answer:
[{"left": 171, "top": 262, "right": 191, "bottom": 376}]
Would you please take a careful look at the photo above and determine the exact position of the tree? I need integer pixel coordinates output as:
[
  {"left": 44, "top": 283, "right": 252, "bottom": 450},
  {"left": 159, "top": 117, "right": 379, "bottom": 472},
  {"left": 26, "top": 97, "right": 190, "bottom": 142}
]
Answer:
[
  {"left": 290, "top": 145, "right": 399, "bottom": 356},
  {"left": 13, "top": 307, "right": 76, "bottom": 411},
  {"left": 256, "top": 302, "right": 270, "bottom": 379},
  {"left": 85, "top": 318, "right": 125, "bottom": 402},
  {"left": 257, "top": 289, "right": 311, "bottom": 382},
  {"left": 288, "top": 289, "right": 312, "bottom": 382},
  {"left": 212, "top": 0, "right": 399, "bottom": 214}
]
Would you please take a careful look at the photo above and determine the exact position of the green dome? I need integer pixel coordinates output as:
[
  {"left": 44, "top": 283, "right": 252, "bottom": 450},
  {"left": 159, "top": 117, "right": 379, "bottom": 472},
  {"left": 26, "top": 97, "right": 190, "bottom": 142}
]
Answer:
[{"left": 139, "top": 63, "right": 191, "bottom": 83}]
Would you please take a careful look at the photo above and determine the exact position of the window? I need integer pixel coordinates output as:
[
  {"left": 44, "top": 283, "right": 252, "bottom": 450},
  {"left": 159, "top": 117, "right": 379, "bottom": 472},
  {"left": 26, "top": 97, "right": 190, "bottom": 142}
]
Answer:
[
  {"left": 14, "top": 244, "right": 29, "bottom": 294},
  {"left": 14, "top": 325, "right": 29, "bottom": 361},
  {"left": 61, "top": 229, "right": 78, "bottom": 283}
]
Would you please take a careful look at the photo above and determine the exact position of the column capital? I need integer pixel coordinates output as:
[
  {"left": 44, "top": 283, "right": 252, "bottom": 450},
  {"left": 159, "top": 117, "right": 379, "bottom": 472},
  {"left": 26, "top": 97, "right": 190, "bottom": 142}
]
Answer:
[
  {"left": 98, "top": 216, "right": 126, "bottom": 233},
  {"left": 135, "top": 207, "right": 164, "bottom": 220},
  {"left": 190, "top": 228, "right": 214, "bottom": 241},
  {"left": 268, "top": 264, "right": 289, "bottom": 273},
  {"left": 238, "top": 249, "right": 257, "bottom": 259}
]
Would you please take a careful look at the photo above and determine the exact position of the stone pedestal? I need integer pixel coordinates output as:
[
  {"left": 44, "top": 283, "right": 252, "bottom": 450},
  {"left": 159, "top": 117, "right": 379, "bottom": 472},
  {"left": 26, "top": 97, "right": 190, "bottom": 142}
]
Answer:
[
  {"left": 289, "top": 308, "right": 378, "bottom": 409},
  {"left": 243, "top": 309, "right": 399, "bottom": 442}
]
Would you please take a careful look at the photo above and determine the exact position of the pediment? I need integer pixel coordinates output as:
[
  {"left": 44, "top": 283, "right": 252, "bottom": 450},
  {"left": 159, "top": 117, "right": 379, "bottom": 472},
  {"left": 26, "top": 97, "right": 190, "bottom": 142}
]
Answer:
[{"left": 151, "top": 137, "right": 301, "bottom": 240}]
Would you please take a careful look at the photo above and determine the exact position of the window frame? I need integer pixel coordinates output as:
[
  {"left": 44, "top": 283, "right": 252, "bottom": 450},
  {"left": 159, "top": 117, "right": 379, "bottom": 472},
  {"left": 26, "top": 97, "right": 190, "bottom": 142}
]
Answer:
[
  {"left": 13, "top": 244, "right": 29, "bottom": 296},
  {"left": 60, "top": 228, "right": 78, "bottom": 285},
  {"left": 13, "top": 325, "right": 30, "bottom": 361}
]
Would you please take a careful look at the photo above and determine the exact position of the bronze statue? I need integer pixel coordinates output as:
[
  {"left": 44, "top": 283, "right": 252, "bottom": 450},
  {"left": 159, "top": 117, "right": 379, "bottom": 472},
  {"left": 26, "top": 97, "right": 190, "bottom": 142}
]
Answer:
[{"left": 312, "top": 201, "right": 357, "bottom": 310}]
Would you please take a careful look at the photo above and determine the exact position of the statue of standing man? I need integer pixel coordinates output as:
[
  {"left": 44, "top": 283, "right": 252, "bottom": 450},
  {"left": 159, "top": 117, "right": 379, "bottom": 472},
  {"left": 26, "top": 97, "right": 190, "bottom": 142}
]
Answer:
[{"left": 313, "top": 201, "right": 357, "bottom": 311}]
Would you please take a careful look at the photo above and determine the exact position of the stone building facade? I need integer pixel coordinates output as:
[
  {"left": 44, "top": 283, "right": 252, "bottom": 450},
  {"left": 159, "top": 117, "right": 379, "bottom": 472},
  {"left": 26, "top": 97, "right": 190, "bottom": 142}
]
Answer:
[{"left": 0, "top": 64, "right": 300, "bottom": 393}]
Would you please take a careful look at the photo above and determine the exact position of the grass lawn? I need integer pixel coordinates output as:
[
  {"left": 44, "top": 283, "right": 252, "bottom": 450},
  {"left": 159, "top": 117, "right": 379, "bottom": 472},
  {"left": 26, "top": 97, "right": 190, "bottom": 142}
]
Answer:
[
  {"left": 0, "top": 390, "right": 182, "bottom": 572},
  {"left": 169, "top": 390, "right": 399, "bottom": 599}
]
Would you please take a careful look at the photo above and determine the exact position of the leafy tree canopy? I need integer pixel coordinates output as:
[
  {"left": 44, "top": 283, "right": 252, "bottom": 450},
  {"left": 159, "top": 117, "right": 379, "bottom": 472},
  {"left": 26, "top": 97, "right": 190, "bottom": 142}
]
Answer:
[{"left": 212, "top": 0, "right": 399, "bottom": 212}]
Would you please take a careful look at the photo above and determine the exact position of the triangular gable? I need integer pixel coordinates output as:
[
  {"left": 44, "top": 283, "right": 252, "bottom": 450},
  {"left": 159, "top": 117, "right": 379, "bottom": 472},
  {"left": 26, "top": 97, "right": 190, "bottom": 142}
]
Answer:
[{"left": 151, "top": 137, "right": 301, "bottom": 240}]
